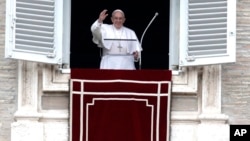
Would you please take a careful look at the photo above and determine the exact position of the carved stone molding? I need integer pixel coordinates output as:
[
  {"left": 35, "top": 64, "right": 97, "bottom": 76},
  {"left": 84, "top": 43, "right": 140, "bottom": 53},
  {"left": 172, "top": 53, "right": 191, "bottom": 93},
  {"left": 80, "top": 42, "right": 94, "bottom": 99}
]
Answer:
[
  {"left": 12, "top": 61, "right": 44, "bottom": 141},
  {"left": 195, "top": 65, "right": 229, "bottom": 141},
  {"left": 16, "top": 61, "right": 40, "bottom": 117},
  {"left": 172, "top": 67, "right": 198, "bottom": 93},
  {"left": 201, "top": 65, "right": 223, "bottom": 114},
  {"left": 42, "top": 65, "right": 198, "bottom": 93},
  {"left": 42, "top": 64, "right": 70, "bottom": 92},
  {"left": 171, "top": 111, "right": 199, "bottom": 123}
]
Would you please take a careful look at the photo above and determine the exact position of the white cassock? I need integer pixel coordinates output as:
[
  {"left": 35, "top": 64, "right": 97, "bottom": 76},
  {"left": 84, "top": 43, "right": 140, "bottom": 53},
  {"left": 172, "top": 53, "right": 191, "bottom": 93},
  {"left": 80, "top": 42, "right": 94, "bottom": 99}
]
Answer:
[{"left": 91, "top": 20, "right": 142, "bottom": 70}]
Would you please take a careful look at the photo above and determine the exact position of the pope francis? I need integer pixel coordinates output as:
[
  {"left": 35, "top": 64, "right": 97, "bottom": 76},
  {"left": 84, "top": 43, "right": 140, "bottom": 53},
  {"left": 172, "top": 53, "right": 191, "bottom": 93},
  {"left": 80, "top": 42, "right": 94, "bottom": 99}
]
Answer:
[{"left": 91, "top": 9, "right": 142, "bottom": 70}]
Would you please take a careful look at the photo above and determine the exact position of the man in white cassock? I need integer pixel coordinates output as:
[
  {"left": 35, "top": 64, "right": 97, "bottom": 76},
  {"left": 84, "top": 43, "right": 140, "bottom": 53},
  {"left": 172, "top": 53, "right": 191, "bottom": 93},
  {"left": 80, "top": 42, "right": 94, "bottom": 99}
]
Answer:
[{"left": 91, "top": 9, "right": 142, "bottom": 70}]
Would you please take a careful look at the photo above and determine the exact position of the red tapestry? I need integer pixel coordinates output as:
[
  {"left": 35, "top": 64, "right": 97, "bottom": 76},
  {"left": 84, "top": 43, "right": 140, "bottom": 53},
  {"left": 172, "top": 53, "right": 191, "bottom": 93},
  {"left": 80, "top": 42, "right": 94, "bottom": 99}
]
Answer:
[{"left": 70, "top": 69, "right": 172, "bottom": 141}]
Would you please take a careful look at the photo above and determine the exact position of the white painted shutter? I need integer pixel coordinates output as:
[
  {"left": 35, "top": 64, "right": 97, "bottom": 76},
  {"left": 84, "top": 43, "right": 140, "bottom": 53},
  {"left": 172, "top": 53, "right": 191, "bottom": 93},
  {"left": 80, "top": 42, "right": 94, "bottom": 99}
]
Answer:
[
  {"left": 179, "top": 0, "right": 236, "bottom": 66},
  {"left": 5, "top": 0, "right": 64, "bottom": 64}
]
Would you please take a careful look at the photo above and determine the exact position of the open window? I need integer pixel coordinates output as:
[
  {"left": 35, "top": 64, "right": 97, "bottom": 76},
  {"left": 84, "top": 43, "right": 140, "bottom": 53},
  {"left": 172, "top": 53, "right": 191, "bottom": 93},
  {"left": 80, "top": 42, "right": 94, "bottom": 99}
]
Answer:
[
  {"left": 5, "top": 0, "right": 236, "bottom": 71},
  {"left": 70, "top": 0, "right": 170, "bottom": 69}
]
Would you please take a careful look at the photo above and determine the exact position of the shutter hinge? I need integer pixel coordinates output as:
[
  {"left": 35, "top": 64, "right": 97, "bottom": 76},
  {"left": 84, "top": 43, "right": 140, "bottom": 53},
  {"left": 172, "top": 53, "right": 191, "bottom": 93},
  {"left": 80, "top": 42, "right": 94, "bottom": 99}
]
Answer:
[
  {"left": 186, "top": 53, "right": 195, "bottom": 62},
  {"left": 9, "top": 15, "right": 16, "bottom": 42},
  {"left": 229, "top": 31, "right": 235, "bottom": 36},
  {"left": 47, "top": 53, "right": 56, "bottom": 58},
  {"left": 57, "top": 64, "right": 70, "bottom": 74},
  {"left": 11, "top": 16, "right": 16, "bottom": 28}
]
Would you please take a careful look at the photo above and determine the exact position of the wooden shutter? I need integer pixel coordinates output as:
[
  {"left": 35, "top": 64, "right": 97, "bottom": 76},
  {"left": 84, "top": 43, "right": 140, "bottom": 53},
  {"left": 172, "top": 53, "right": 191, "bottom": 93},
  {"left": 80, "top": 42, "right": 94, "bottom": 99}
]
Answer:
[
  {"left": 179, "top": 0, "right": 236, "bottom": 66},
  {"left": 5, "top": 0, "right": 64, "bottom": 64}
]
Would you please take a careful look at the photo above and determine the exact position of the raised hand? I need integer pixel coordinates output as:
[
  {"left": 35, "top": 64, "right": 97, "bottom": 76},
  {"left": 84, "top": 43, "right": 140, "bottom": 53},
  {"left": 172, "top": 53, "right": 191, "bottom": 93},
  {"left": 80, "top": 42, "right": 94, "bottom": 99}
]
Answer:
[{"left": 98, "top": 9, "right": 108, "bottom": 23}]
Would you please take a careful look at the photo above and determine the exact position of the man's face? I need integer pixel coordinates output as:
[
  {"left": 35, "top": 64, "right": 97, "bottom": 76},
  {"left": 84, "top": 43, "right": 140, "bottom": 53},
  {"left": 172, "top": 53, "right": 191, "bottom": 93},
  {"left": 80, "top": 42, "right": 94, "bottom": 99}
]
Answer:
[{"left": 111, "top": 12, "right": 125, "bottom": 29}]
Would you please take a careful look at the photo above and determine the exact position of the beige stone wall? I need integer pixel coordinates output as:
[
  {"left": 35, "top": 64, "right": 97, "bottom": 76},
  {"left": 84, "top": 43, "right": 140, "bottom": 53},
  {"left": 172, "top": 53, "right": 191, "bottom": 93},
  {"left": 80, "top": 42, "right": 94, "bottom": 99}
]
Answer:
[
  {"left": 0, "top": 0, "right": 18, "bottom": 141},
  {"left": 222, "top": 0, "right": 250, "bottom": 124}
]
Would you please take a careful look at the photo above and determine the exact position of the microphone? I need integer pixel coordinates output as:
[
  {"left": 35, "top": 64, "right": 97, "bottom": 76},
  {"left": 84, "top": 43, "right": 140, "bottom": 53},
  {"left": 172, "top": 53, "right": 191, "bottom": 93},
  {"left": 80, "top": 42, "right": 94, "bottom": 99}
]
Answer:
[{"left": 139, "top": 12, "right": 159, "bottom": 70}]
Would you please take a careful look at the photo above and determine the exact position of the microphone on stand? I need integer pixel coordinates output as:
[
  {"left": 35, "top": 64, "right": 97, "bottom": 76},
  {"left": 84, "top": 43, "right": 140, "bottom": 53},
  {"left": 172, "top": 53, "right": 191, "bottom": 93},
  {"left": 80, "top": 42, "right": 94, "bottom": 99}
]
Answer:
[{"left": 139, "top": 12, "right": 159, "bottom": 70}]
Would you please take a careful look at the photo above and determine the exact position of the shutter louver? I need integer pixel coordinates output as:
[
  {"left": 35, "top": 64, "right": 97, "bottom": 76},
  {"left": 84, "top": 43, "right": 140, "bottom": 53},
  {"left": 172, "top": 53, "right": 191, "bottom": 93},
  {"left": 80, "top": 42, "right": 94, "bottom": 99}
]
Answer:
[
  {"left": 178, "top": 0, "right": 236, "bottom": 66},
  {"left": 5, "top": 0, "right": 65, "bottom": 64},
  {"left": 188, "top": 0, "right": 227, "bottom": 58},
  {"left": 15, "top": 0, "right": 55, "bottom": 56}
]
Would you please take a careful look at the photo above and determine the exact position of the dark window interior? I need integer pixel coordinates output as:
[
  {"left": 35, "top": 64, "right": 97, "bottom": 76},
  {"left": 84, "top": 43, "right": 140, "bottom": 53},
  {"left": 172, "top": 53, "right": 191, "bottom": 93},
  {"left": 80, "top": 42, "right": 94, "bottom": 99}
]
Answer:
[{"left": 70, "top": 0, "right": 170, "bottom": 69}]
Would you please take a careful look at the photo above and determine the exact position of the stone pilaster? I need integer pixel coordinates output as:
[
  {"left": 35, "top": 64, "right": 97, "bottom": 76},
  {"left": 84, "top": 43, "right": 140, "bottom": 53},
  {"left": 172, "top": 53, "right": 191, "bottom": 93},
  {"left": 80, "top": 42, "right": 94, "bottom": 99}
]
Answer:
[
  {"left": 197, "top": 65, "right": 229, "bottom": 141},
  {"left": 11, "top": 61, "right": 43, "bottom": 141}
]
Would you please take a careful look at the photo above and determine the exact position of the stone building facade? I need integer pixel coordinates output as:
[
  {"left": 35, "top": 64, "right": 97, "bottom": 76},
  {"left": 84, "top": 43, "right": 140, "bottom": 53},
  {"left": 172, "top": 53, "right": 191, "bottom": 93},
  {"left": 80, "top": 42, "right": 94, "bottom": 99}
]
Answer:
[
  {"left": 0, "top": 0, "right": 249, "bottom": 141},
  {"left": 0, "top": 0, "right": 17, "bottom": 141}
]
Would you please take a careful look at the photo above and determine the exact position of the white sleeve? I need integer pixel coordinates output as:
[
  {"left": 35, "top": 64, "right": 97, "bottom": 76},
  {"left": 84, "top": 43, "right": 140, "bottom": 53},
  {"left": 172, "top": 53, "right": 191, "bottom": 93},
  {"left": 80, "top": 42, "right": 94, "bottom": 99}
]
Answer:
[
  {"left": 127, "top": 29, "right": 142, "bottom": 54},
  {"left": 90, "top": 20, "right": 102, "bottom": 45}
]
